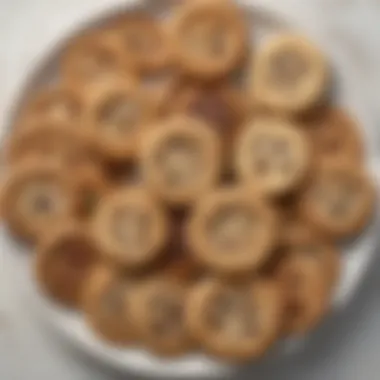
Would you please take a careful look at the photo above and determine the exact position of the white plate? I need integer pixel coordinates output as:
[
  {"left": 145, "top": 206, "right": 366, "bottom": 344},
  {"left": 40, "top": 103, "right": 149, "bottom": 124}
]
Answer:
[{"left": 1, "top": 0, "right": 380, "bottom": 378}]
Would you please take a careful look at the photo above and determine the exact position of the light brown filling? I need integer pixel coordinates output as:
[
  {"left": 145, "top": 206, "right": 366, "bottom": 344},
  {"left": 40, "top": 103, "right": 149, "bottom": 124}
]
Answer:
[
  {"left": 18, "top": 181, "right": 64, "bottom": 220},
  {"left": 312, "top": 177, "right": 360, "bottom": 220},
  {"left": 156, "top": 137, "right": 201, "bottom": 187},
  {"left": 207, "top": 290, "right": 257, "bottom": 339},
  {"left": 250, "top": 135, "right": 295, "bottom": 180},
  {"left": 110, "top": 207, "right": 151, "bottom": 254},
  {"left": 149, "top": 294, "right": 183, "bottom": 337},
  {"left": 270, "top": 50, "right": 308, "bottom": 88},
  {"left": 207, "top": 206, "right": 256, "bottom": 253}
]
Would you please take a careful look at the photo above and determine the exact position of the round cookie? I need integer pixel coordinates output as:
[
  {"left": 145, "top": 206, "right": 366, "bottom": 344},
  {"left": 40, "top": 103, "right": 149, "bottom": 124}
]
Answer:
[
  {"left": 140, "top": 115, "right": 221, "bottom": 205},
  {"left": 301, "top": 160, "right": 375, "bottom": 239},
  {"left": 92, "top": 189, "right": 168, "bottom": 269},
  {"left": 17, "top": 85, "right": 84, "bottom": 125},
  {"left": 1, "top": 160, "right": 75, "bottom": 242},
  {"left": 186, "top": 188, "right": 277, "bottom": 274},
  {"left": 185, "top": 278, "right": 282, "bottom": 361},
  {"left": 6, "top": 121, "right": 93, "bottom": 167},
  {"left": 60, "top": 30, "right": 129, "bottom": 87},
  {"left": 35, "top": 222, "right": 99, "bottom": 307},
  {"left": 82, "top": 265, "right": 136, "bottom": 345},
  {"left": 251, "top": 34, "right": 329, "bottom": 113},
  {"left": 84, "top": 80, "right": 157, "bottom": 161},
  {"left": 235, "top": 117, "right": 310, "bottom": 197},
  {"left": 106, "top": 13, "right": 172, "bottom": 73},
  {"left": 277, "top": 254, "right": 332, "bottom": 335},
  {"left": 170, "top": 0, "right": 247, "bottom": 79},
  {"left": 301, "top": 107, "right": 364, "bottom": 165},
  {"left": 130, "top": 277, "right": 192, "bottom": 356}
]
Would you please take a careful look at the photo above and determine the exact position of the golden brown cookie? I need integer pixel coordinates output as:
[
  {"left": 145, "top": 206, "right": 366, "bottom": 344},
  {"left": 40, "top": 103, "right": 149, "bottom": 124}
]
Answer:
[
  {"left": 235, "top": 117, "right": 310, "bottom": 197},
  {"left": 92, "top": 189, "right": 168, "bottom": 269},
  {"left": 301, "top": 160, "right": 375, "bottom": 239},
  {"left": 6, "top": 121, "right": 93, "bottom": 168},
  {"left": 82, "top": 265, "right": 136, "bottom": 345},
  {"left": 106, "top": 13, "right": 172, "bottom": 73},
  {"left": 17, "top": 85, "right": 84, "bottom": 125},
  {"left": 277, "top": 254, "right": 332, "bottom": 335},
  {"left": 84, "top": 81, "right": 157, "bottom": 161},
  {"left": 185, "top": 278, "right": 282, "bottom": 361},
  {"left": 186, "top": 188, "right": 277, "bottom": 274},
  {"left": 170, "top": 0, "right": 247, "bottom": 79},
  {"left": 301, "top": 107, "right": 364, "bottom": 165},
  {"left": 140, "top": 115, "right": 221, "bottom": 205},
  {"left": 1, "top": 160, "right": 75, "bottom": 241},
  {"left": 35, "top": 222, "right": 99, "bottom": 307},
  {"left": 251, "top": 34, "right": 329, "bottom": 113},
  {"left": 130, "top": 277, "right": 192, "bottom": 356},
  {"left": 60, "top": 30, "right": 130, "bottom": 88}
]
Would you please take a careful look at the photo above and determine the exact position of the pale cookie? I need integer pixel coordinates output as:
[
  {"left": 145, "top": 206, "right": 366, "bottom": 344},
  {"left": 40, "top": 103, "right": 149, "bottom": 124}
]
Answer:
[
  {"left": 130, "top": 277, "right": 192, "bottom": 356},
  {"left": 170, "top": 0, "right": 247, "bottom": 79},
  {"left": 140, "top": 115, "right": 221, "bottom": 205},
  {"left": 106, "top": 13, "right": 172, "bottom": 73},
  {"left": 82, "top": 265, "right": 136, "bottom": 345},
  {"left": 35, "top": 222, "right": 99, "bottom": 307},
  {"left": 277, "top": 254, "right": 332, "bottom": 335},
  {"left": 186, "top": 188, "right": 277, "bottom": 274},
  {"left": 1, "top": 161, "right": 75, "bottom": 242},
  {"left": 92, "top": 189, "right": 168, "bottom": 269},
  {"left": 84, "top": 81, "right": 157, "bottom": 161},
  {"left": 235, "top": 117, "right": 310, "bottom": 196},
  {"left": 301, "top": 160, "right": 375, "bottom": 239},
  {"left": 252, "top": 34, "right": 329, "bottom": 113},
  {"left": 185, "top": 278, "right": 282, "bottom": 361}
]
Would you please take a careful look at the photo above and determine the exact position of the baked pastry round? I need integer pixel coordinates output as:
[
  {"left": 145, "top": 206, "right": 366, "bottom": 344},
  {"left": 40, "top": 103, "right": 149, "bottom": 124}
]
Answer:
[
  {"left": 277, "top": 254, "right": 332, "bottom": 335},
  {"left": 6, "top": 121, "right": 92, "bottom": 167},
  {"left": 186, "top": 278, "right": 282, "bottom": 361},
  {"left": 302, "top": 107, "right": 364, "bottom": 165},
  {"left": 170, "top": 0, "right": 247, "bottom": 79},
  {"left": 140, "top": 115, "right": 221, "bottom": 205},
  {"left": 301, "top": 160, "right": 375, "bottom": 238},
  {"left": 186, "top": 188, "right": 277, "bottom": 274},
  {"left": 60, "top": 31, "right": 129, "bottom": 87},
  {"left": 1, "top": 161, "right": 75, "bottom": 241},
  {"left": 92, "top": 189, "right": 168, "bottom": 269},
  {"left": 130, "top": 277, "right": 192, "bottom": 356},
  {"left": 252, "top": 34, "right": 329, "bottom": 113},
  {"left": 84, "top": 81, "right": 156, "bottom": 160},
  {"left": 235, "top": 117, "right": 310, "bottom": 196},
  {"left": 35, "top": 222, "right": 99, "bottom": 307},
  {"left": 18, "top": 86, "right": 84, "bottom": 125},
  {"left": 106, "top": 13, "right": 172, "bottom": 73},
  {"left": 82, "top": 265, "right": 136, "bottom": 345}
]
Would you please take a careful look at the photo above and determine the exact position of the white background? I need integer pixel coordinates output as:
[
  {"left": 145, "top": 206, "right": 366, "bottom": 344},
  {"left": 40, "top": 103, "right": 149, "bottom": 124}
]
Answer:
[{"left": 1, "top": 0, "right": 380, "bottom": 379}]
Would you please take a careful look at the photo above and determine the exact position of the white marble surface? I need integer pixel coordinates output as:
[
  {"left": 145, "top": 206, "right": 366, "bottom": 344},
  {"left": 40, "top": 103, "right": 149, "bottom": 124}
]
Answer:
[{"left": 1, "top": 0, "right": 380, "bottom": 379}]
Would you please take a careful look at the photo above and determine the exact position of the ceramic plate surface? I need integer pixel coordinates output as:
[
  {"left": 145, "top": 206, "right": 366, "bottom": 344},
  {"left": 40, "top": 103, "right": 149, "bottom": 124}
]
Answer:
[{"left": 1, "top": 0, "right": 380, "bottom": 378}]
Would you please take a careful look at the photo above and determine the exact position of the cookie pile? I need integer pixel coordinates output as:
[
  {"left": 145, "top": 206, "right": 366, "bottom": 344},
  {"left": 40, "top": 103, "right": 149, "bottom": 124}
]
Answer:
[{"left": 0, "top": 0, "right": 376, "bottom": 362}]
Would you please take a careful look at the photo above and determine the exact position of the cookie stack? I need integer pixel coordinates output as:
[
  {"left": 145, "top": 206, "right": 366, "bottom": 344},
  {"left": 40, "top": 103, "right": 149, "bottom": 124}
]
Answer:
[{"left": 0, "top": 0, "right": 375, "bottom": 362}]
